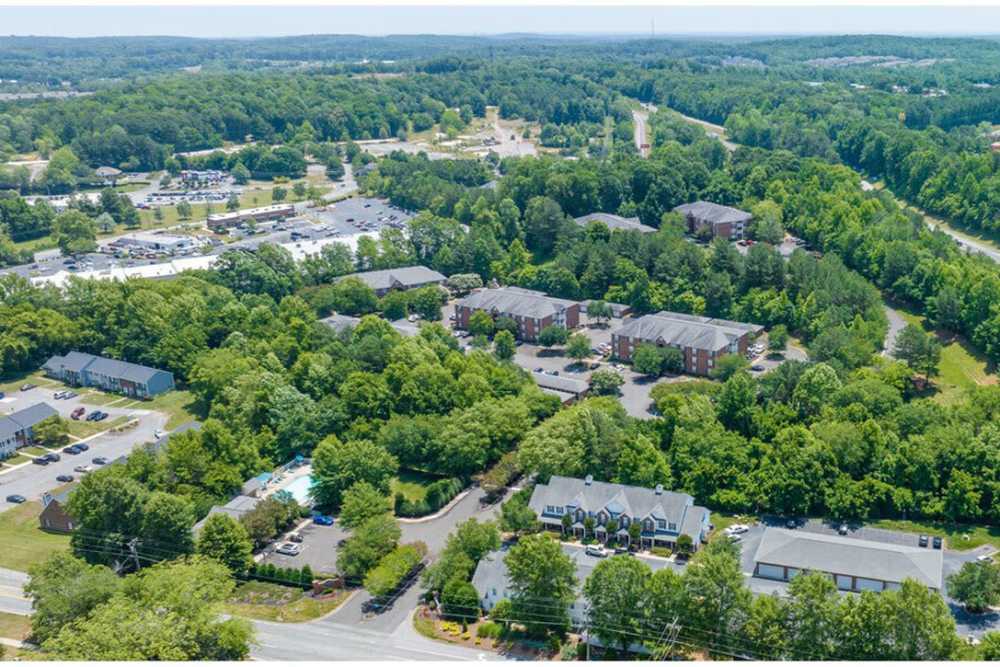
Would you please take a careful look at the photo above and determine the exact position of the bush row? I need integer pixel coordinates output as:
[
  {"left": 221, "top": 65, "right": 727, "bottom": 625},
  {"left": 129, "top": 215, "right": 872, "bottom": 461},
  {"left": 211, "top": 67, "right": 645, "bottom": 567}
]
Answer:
[
  {"left": 248, "top": 562, "right": 314, "bottom": 589},
  {"left": 364, "top": 542, "right": 428, "bottom": 598},
  {"left": 394, "top": 477, "right": 464, "bottom": 517}
]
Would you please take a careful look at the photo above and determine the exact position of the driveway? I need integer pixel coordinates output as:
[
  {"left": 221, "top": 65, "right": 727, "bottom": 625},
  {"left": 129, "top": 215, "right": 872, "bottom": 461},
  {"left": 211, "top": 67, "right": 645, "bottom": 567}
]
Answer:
[
  {"left": 0, "top": 567, "right": 30, "bottom": 616},
  {"left": 882, "top": 303, "right": 907, "bottom": 357}
]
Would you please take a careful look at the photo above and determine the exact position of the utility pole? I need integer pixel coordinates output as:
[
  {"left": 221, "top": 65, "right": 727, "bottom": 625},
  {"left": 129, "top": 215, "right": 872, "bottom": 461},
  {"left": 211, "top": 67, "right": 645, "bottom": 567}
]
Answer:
[{"left": 651, "top": 615, "right": 681, "bottom": 661}]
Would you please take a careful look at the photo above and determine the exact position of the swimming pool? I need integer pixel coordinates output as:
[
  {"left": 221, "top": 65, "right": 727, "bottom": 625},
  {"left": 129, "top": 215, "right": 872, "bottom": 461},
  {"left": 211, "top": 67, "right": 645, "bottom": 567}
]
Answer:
[{"left": 282, "top": 476, "right": 315, "bottom": 505}]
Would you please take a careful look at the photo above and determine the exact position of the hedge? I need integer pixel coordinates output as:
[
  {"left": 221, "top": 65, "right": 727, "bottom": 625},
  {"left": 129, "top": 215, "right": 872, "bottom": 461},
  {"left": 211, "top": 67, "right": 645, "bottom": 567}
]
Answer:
[
  {"left": 394, "top": 477, "right": 464, "bottom": 517},
  {"left": 248, "top": 562, "right": 314, "bottom": 589},
  {"left": 363, "top": 542, "right": 428, "bottom": 597}
]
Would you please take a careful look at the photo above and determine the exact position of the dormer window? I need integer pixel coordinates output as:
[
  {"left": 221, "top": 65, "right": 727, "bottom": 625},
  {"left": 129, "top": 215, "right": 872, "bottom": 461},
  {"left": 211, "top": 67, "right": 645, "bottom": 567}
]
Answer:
[
  {"left": 668, "top": 522, "right": 677, "bottom": 531},
  {"left": 656, "top": 519, "right": 667, "bottom": 530}
]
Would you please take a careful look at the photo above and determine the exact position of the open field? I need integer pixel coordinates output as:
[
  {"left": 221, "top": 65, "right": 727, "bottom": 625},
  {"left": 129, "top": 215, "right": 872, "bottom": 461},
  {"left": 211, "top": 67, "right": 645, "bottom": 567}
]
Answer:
[
  {"left": 66, "top": 415, "right": 128, "bottom": 440},
  {"left": 391, "top": 469, "right": 442, "bottom": 504},
  {"left": 870, "top": 517, "right": 1000, "bottom": 552},
  {"left": 134, "top": 389, "right": 199, "bottom": 430},
  {"left": 0, "top": 372, "right": 56, "bottom": 395},
  {"left": 0, "top": 613, "right": 31, "bottom": 642},
  {"left": 0, "top": 501, "right": 71, "bottom": 572},
  {"left": 225, "top": 581, "right": 349, "bottom": 623}
]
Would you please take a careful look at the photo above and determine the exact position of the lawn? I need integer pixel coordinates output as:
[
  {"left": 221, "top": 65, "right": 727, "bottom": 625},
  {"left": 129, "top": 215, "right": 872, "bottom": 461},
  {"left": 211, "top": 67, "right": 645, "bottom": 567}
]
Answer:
[
  {"left": 67, "top": 415, "right": 128, "bottom": 440},
  {"left": 18, "top": 446, "right": 47, "bottom": 457},
  {"left": 224, "top": 581, "right": 348, "bottom": 623},
  {"left": 892, "top": 303, "right": 995, "bottom": 404},
  {"left": 78, "top": 391, "right": 128, "bottom": 407},
  {"left": 0, "top": 372, "right": 56, "bottom": 395},
  {"left": 137, "top": 389, "right": 200, "bottom": 430},
  {"left": 391, "top": 469, "right": 441, "bottom": 503},
  {"left": 869, "top": 517, "right": 1000, "bottom": 552},
  {"left": 0, "top": 501, "right": 71, "bottom": 572},
  {"left": 0, "top": 454, "right": 29, "bottom": 468},
  {"left": 0, "top": 612, "right": 31, "bottom": 642}
]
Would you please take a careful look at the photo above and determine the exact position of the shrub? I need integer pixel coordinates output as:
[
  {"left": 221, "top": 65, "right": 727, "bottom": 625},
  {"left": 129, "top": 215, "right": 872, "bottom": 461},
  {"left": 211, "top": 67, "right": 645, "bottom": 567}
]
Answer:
[
  {"left": 477, "top": 621, "right": 502, "bottom": 639},
  {"left": 364, "top": 542, "right": 428, "bottom": 597},
  {"left": 651, "top": 547, "right": 672, "bottom": 558},
  {"left": 395, "top": 477, "right": 464, "bottom": 517}
]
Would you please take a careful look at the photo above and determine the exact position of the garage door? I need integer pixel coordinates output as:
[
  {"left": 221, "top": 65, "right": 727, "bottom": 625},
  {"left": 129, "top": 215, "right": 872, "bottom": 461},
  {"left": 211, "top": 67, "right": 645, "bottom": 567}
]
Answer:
[{"left": 756, "top": 564, "right": 786, "bottom": 580}]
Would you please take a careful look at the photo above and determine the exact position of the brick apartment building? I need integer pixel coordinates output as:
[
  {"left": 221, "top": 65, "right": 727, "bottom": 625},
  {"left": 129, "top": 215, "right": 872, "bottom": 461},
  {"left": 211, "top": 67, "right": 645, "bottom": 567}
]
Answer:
[
  {"left": 454, "top": 287, "right": 580, "bottom": 341},
  {"left": 674, "top": 201, "right": 752, "bottom": 240},
  {"left": 612, "top": 311, "right": 763, "bottom": 376}
]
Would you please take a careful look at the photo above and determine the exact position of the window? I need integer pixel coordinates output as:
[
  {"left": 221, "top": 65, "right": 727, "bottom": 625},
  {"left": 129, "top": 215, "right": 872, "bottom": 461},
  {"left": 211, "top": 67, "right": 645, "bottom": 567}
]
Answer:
[
  {"left": 656, "top": 519, "right": 666, "bottom": 530},
  {"left": 668, "top": 522, "right": 677, "bottom": 531},
  {"left": 546, "top": 505, "right": 555, "bottom": 514},
  {"left": 555, "top": 506, "right": 564, "bottom": 515}
]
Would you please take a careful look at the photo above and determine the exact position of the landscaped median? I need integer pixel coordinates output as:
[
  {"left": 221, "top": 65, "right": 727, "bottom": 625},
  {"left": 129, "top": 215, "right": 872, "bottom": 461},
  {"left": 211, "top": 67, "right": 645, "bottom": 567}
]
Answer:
[{"left": 224, "top": 580, "right": 350, "bottom": 623}]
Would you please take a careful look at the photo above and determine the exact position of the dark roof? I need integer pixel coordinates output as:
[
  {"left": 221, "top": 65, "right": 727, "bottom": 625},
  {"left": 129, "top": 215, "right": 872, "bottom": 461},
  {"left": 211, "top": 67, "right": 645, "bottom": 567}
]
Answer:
[
  {"left": 457, "top": 287, "right": 577, "bottom": 320},
  {"left": 574, "top": 212, "right": 657, "bottom": 233},
  {"left": 84, "top": 356, "right": 163, "bottom": 384},
  {"left": 674, "top": 201, "right": 752, "bottom": 225},
  {"left": 339, "top": 265, "right": 445, "bottom": 292},
  {"left": 9, "top": 402, "right": 58, "bottom": 429}
]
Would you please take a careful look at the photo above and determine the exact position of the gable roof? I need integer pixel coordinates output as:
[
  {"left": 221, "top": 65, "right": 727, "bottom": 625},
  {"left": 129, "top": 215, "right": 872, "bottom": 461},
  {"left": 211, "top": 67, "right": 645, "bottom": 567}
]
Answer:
[
  {"left": 674, "top": 201, "right": 752, "bottom": 225},
  {"left": 753, "top": 528, "right": 943, "bottom": 589},
  {"left": 574, "top": 212, "right": 657, "bottom": 234},
  {"left": 44, "top": 351, "right": 98, "bottom": 374},
  {"left": 8, "top": 402, "right": 58, "bottom": 430},
  {"left": 84, "top": 356, "right": 164, "bottom": 384},
  {"left": 338, "top": 265, "right": 446, "bottom": 292},
  {"left": 458, "top": 287, "right": 577, "bottom": 320},
  {"left": 531, "top": 371, "right": 589, "bottom": 396},
  {"left": 613, "top": 311, "right": 761, "bottom": 352}
]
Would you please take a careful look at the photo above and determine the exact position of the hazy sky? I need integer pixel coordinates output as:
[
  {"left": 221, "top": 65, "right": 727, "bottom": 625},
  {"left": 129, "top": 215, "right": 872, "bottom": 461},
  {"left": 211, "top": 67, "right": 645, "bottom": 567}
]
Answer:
[{"left": 4, "top": 5, "right": 1000, "bottom": 38}]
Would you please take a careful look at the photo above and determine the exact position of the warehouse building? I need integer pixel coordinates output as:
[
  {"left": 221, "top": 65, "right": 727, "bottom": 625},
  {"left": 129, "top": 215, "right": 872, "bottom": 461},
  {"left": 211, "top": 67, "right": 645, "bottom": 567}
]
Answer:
[{"left": 207, "top": 204, "right": 295, "bottom": 231}]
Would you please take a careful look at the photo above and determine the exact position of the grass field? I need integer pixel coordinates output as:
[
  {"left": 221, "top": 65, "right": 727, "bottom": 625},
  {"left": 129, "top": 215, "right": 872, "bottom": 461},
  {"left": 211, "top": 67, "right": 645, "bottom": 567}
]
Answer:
[
  {"left": 0, "top": 501, "right": 71, "bottom": 572},
  {"left": 225, "top": 581, "right": 348, "bottom": 623},
  {"left": 870, "top": 518, "right": 1000, "bottom": 552},
  {"left": 0, "top": 454, "right": 30, "bottom": 469},
  {"left": 78, "top": 391, "right": 128, "bottom": 407},
  {"left": 0, "top": 612, "right": 31, "bottom": 642},
  {"left": 0, "top": 372, "right": 56, "bottom": 395},
  {"left": 137, "top": 389, "right": 199, "bottom": 430},
  {"left": 67, "top": 415, "right": 128, "bottom": 440},
  {"left": 391, "top": 469, "right": 441, "bottom": 503},
  {"left": 892, "top": 302, "right": 996, "bottom": 404}
]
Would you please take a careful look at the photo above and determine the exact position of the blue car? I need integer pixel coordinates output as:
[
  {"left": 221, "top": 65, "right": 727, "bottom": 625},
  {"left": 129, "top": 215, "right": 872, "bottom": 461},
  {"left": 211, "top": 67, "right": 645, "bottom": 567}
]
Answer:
[{"left": 312, "top": 514, "right": 334, "bottom": 526}]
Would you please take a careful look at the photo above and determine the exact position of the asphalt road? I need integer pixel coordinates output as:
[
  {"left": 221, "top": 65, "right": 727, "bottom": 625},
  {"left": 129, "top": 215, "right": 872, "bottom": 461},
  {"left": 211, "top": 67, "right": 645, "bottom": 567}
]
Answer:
[
  {"left": 0, "top": 567, "right": 30, "bottom": 617},
  {"left": 632, "top": 109, "right": 650, "bottom": 158}
]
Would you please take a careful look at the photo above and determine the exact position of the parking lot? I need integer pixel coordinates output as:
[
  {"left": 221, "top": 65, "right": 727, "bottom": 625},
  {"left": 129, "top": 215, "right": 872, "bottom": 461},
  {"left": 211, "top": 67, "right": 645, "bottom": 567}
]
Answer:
[{"left": 261, "top": 518, "right": 350, "bottom": 575}]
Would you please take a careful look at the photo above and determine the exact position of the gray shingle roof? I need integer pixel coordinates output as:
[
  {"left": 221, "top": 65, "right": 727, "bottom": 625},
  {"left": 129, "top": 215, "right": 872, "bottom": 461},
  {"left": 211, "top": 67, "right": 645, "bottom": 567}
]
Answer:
[
  {"left": 531, "top": 372, "right": 589, "bottom": 395},
  {"left": 0, "top": 417, "right": 20, "bottom": 441},
  {"left": 320, "top": 313, "right": 362, "bottom": 333},
  {"left": 84, "top": 357, "right": 163, "bottom": 384},
  {"left": 458, "top": 287, "right": 577, "bottom": 320},
  {"left": 574, "top": 213, "right": 657, "bottom": 234},
  {"left": 613, "top": 311, "right": 760, "bottom": 352},
  {"left": 753, "top": 528, "right": 943, "bottom": 590},
  {"left": 44, "top": 351, "right": 97, "bottom": 374},
  {"left": 8, "top": 402, "right": 58, "bottom": 430},
  {"left": 339, "top": 265, "right": 446, "bottom": 292},
  {"left": 674, "top": 201, "right": 752, "bottom": 225},
  {"left": 529, "top": 476, "right": 705, "bottom": 536}
]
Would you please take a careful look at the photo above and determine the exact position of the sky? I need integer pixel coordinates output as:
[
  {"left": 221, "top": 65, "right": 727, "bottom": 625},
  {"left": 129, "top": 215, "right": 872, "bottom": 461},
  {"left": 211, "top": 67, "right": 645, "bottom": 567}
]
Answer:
[{"left": 4, "top": 5, "right": 1000, "bottom": 38}]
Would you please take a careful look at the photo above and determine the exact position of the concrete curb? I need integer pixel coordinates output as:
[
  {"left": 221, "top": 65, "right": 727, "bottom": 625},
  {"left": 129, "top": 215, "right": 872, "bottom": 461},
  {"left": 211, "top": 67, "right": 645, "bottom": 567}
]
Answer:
[{"left": 396, "top": 489, "right": 472, "bottom": 524}]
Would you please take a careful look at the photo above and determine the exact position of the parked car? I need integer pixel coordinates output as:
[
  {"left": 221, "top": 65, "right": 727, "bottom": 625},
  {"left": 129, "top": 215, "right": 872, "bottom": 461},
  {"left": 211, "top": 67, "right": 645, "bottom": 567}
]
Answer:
[
  {"left": 750, "top": 365, "right": 765, "bottom": 372},
  {"left": 71, "top": 407, "right": 86, "bottom": 420},
  {"left": 86, "top": 410, "right": 101, "bottom": 421},
  {"left": 20, "top": 383, "right": 36, "bottom": 391},
  {"left": 919, "top": 534, "right": 929, "bottom": 547},
  {"left": 276, "top": 543, "right": 302, "bottom": 556},
  {"left": 32, "top": 457, "right": 49, "bottom": 466},
  {"left": 56, "top": 474, "right": 75, "bottom": 483},
  {"left": 76, "top": 443, "right": 89, "bottom": 452},
  {"left": 5, "top": 495, "right": 26, "bottom": 504},
  {"left": 613, "top": 545, "right": 631, "bottom": 555},
  {"left": 313, "top": 514, "right": 334, "bottom": 526},
  {"left": 63, "top": 391, "right": 77, "bottom": 399},
  {"left": 288, "top": 534, "right": 304, "bottom": 543},
  {"left": 92, "top": 457, "right": 108, "bottom": 465},
  {"left": 725, "top": 524, "right": 750, "bottom": 536},
  {"left": 933, "top": 536, "right": 943, "bottom": 549},
  {"left": 74, "top": 465, "right": 93, "bottom": 474},
  {"left": 977, "top": 554, "right": 994, "bottom": 563},
  {"left": 585, "top": 545, "right": 609, "bottom": 558},
  {"left": 785, "top": 519, "right": 798, "bottom": 529},
  {"left": 44, "top": 453, "right": 61, "bottom": 463},
  {"left": 53, "top": 390, "right": 68, "bottom": 399},
  {"left": 94, "top": 411, "right": 108, "bottom": 421},
  {"left": 62, "top": 446, "right": 81, "bottom": 454},
  {"left": 838, "top": 524, "right": 849, "bottom": 535}
]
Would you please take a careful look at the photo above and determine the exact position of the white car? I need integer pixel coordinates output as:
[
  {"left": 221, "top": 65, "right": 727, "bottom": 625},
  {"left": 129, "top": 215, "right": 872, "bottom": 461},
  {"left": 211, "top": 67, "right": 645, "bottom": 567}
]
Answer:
[
  {"left": 977, "top": 554, "right": 994, "bottom": 564},
  {"left": 276, "top": 543, "right": 302, "bottom": 556},
  {"left": 724, "top": 524, "right": 750, "bottom": 536},
  {"left": 585, "top": 545, "right": 609, "bottom": 558}
]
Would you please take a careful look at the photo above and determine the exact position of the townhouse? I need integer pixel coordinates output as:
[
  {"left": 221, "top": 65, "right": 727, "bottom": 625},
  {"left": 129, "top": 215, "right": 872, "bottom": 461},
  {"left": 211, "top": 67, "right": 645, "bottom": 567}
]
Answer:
[
  {"left": 0, "top": 402, "right": 59, "bottom": 459},
  {"left": 528, "top": 475, "right": 711, "bottom": 552},
  {"left": 43, "top": 352, "right": 175, "bottom": 399},
  {"left": 454, "top": 287, "right": 580, "bottom": 342},
  {"left": 611, "top": 311, "right": 762, "bottom": 375}
]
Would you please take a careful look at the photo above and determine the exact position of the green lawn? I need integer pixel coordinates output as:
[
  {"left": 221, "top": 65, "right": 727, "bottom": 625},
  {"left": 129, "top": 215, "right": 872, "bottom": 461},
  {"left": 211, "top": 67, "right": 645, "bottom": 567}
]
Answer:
[
  {"left": 225, "top": 581, "right": 348, "bottom": 623},
  {"left": 0, "top": 454, "right": 29, "bottom": 468},
  {"left": 18, "top": 446, "right": 47, "bottom": 457},
  {"left": 391, "top": 469, "right": 441, "bottom": 503},
  {"left": 869, "top": 518, "right": 1000, "bottom": 552},
  {"left": 67, "top": 415, "right": 128, "bottom": 440},
  {"left": 0, "top": 501, "right": 71, "bottom": 572},
  {"left": 78, "top": 391, "right": 127, "bottom": 407},
  {"left": 0, "top": 612, "right": 31, "bottom": 642},
  {"left": 137, "top": 389, "right": 200, "bottom": 430},
  {"left": 0, "top": 372, "right": 56, "bottom": 395},
  {"left": 891, "top": 302, "right": 996, "bottom": 404}
]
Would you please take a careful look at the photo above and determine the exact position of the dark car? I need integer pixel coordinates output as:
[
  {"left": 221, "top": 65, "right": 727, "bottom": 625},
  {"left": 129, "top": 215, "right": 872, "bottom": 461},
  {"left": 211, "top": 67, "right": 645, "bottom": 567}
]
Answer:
[
  {"left": 288, "top": 534, "right": 304, "bottom": 543},
  {"left": 5, "top": 495, "right": 26, "bottom": 504},
  {"left": 76, "top": 443, "right": 90, "bottom": 452},
  {"left": 92, "top": 457, "right": 108, "bottom": 465},
  {"left": 613, "top": 545, "right": 631, "bottom": 555},
  {"left": 32, "top": 457, "right": 49, "bottom": 466},
  {"left": 932, "top": 536, "right": 943, "bottom": 549},
  {"left": 71, "top": 407, "right": 86, "bottom": 420},
  {"left": 86, "top": 410, "right": 101, "bottom": 421},
  {"left": 56, "top": 474, "right": 75, "bottom": 483},
  {"left": 94, "top": 411, "right": 108, "bottom": 421},
  {"left": 62, "top": 445, "right": 81, "bottom": 454},
  {"left": 785, "top": 518, "right": 797, "bottom": 529},
  {"left": 919, "top": 534, "right": 929, "bottom": 547},
  {"left": 44, "top": 453, "right": 61, "bottom": 463}
]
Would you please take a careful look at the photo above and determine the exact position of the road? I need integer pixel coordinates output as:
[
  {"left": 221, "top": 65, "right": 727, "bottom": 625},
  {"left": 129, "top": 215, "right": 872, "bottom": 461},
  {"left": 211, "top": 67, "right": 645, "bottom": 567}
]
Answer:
[
  {"left": 0, "top": 567, "right": 30, "bottom": 617},
  {"left": 882, "top": 303, "right": 907, "bottom": 357},
  {"left": 632, "top": 108, "right": 650, "bottom": 158}
]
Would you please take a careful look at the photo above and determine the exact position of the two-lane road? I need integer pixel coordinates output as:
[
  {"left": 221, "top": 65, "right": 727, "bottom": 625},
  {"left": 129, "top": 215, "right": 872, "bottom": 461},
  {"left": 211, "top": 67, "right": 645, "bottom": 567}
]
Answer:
[{"left": 0, "top": 568, "right": 30, "bottom": 617}]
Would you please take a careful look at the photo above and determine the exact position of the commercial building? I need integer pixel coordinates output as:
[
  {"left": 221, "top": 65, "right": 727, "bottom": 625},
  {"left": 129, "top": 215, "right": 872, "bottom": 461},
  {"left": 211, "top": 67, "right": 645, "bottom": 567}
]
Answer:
[
  {"left": 752, "top": 528, "right": 943, "bottom": 592},
  {"left": 207, "top": 204, "right": 295, "bottom": 231},
  {"left": 39, "top": 488, "right": 76, "bottom": 533},
  {"left": 611, "top": 311, "right": 763, "bottom": 375},
  {"left": 454, "top": 287, "right": 580, "bottom": 342},
  {"left": 528, "top": 475, "right": 711, "bottom": 551},
  {"left": 338, "top": 265, "right": 446, "bottom": 297},
  {"left": 42, "top": 352, "right": 175, "bottom": 399},
  {"left": 674, "top": 201, "right": 752, "bottom": 240},
  {"left": 574, "top": 212, "right": 657, "bottom": 234},
  {"left": 0, "top": 402, "right": 59, "bottom": 459},
  {"left": 111, "top": 232, "right": 196, "bottom": 254}
]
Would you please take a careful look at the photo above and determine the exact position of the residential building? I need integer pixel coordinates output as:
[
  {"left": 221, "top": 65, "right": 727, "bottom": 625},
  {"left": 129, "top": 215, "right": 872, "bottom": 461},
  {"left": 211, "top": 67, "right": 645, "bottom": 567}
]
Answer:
[
  {"left": 0, "top": 402, "right": 59, "bottom": 459},
  {"left": 528, "top": 475, "right": 711, "bottom": 551},
  {"left": 752, "top": 528, "right": 943, "bottom": 592},
  {"left": 338, "top": 265, "right": 446, "bottom": 297},
  {"left": 473, "top": 544, "right": 677, "bottom": 628},
  {"left": 454, "top": 287, "right": 580, "bottom": 342},
  {"left": 581, "top": 300, "right": 632, "bottom": 319},
  {"left": 193, "top": 494, "right": 260, "bottom": 533},
  {"left": 320, "top": 313, "right": 362, "bottom": 333},
  {"left": 39, "top": 488, "right": 76, "bottom": 532},
  {"left": 673, "top": 201, "right": 752, "bottom": 240},
  {"left": 611, "top": 311, "right": 763, "bottom": 375},
  {"left": 531, "top": 371, "right": 589, "bottom": 404},
  {"left": 42, "top": 352, "right": 175, "bottom": 399},
  {"left": 207, "top": 203, "right": 295, "bottom": 231},
  {"left": 574, "top": 212, "right": 657, "bottom": 234}
]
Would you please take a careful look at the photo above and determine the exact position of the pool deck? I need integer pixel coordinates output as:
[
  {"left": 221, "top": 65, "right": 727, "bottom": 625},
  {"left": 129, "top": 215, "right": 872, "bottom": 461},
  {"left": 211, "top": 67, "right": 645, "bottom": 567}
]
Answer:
[{"left": 263, "top": 463, "right": 314, "bottom": 505}]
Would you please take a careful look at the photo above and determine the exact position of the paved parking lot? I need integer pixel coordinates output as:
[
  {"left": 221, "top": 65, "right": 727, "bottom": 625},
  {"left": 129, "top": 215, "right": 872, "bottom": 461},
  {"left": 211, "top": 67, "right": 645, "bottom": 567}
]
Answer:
[{"left": 261, "top": 519, "right": 349, "bottom": 575}]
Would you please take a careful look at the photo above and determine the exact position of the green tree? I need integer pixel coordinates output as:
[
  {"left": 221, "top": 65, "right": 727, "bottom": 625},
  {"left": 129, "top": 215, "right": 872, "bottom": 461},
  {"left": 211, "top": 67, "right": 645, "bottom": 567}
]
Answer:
[
  {"left": 32, "top": 415, "right": 70, "bottom": 448},
  {"left": 589, "top": 369, "right": 624, "bottom": 396},
  {"left": 337, "top": 514, "right": 401, "bottom": 580},
  {"left": 710, "top": 353, "right": 750, "bottom": 381},
  {"left": 587, "top": 300, "right": 613, "bottom": 325},
  {"left": 231, "top": 162, "right": 251, "bottom": 185},
  {"left": 768, "top": 325, "right": 788, "bottom": 352},
  {"left": 468, "top": 310, "right": 494, "bottom": 338},
  {"left": 683, "top": 539, "right": 752, "bottom": 645},
  {"left": 25, "top": 553, "right": 121, "bottom": 644},
  {"left": 272, "top": 186, "right": 287, "bottom": 202},
  {"left": 311, "top": 436, "right": 398, "bottom": 509},
  {"left": 140, "top": 491, "right": 196, "bottom": 560},
  {"left": 538, "top": 324, "right": 569, "bottom": 348},
  {"left": 893, "top": 323, "right": 942, "bottom": 381},
  {"left": 979, "top": 632, "right": 1000, "bottom": 660},
  {"left": 565, "top": 333, "right": 592, "bottom": 364},
  {"left": 947, "top": 560, "right": 1000, "bottom": 613},
  {"left": 584, "top": 554, "right": 652, "bottom": 654},
  {"left": 632, "top": 344, "right": 664, "bottom": 376},
  {"left": 505, "top": 534, "right": 577, "bottom": 636},
  {"left": 339, "top": 481, "right": 390, "bottom": 529},
  {"left": 785, "top": 571, "right": 840, "bottom": 660},
  {"left": 493, "top": 330, "right": 516, "bottom": 361},
  {"left": 791, "top": 362, "right": 841, "bottom": 419},
  {"left": 226, "top": 193, "right": 240, "bottom": 212},
  {"left": 176, "top": 199, "right": 193, "bottom": 220},
  {"left": 53, "top": 210, "right": 97, "bottom": 256},
  {"left": 716, "top": 371, "right": 756, "bottom": 435},
  {"left": 293, "top": 182, "right": 308, "bottom": 199},
  {"left": 196, "top": 513, "right": 253, "bottom": 575},
  {"left": 442, "top": 577, "right": 480, "bottom": 623}
]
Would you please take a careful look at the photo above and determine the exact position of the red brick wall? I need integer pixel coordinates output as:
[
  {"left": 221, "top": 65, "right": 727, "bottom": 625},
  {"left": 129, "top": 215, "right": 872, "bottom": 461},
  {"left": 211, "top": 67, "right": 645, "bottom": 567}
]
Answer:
[{"left": 565, "top": 305, "right": 580, "bottom": 330}]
